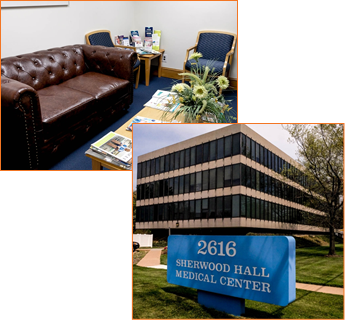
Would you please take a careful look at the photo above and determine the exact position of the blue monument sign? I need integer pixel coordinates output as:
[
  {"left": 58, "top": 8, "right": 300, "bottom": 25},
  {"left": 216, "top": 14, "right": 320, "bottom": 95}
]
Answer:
[{"left": 167, "top": 235, "right": 295, "bottom": 315}]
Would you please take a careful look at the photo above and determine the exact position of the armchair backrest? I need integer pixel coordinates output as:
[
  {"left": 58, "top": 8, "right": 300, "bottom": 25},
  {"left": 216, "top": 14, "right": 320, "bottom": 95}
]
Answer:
[
  {"left": 196, "top": 31, "right": 235, "bottom": 61},
  {"left": 85, "top": 30, "right": 115, "bottom": 47}
]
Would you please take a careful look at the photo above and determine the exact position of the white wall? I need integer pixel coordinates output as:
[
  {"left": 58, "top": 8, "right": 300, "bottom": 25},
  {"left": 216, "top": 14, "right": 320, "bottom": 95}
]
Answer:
[
  {"left": 1, "top": 1, "right": 237, "bottom": 78},
  {"left": 1, "top": 1, "right": 135, "bottom": 56}
]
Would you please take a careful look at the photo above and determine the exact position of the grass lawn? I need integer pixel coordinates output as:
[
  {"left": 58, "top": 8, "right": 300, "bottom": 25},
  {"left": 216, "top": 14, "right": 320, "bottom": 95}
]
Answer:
[
  {"left": 133, "top": 250, "right": 148, "bottom": 265},
  {"left": 133, "top": 266, "right": 344, "bottom": 319},
  {"left": 296, "top": 244, "right": 343, "bottom": 287}
]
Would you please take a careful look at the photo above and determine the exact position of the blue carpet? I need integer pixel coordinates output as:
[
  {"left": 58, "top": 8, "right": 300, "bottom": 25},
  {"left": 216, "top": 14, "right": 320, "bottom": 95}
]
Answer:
[{"left": 49, "top": 76, "right": 237, "bottom": 170}]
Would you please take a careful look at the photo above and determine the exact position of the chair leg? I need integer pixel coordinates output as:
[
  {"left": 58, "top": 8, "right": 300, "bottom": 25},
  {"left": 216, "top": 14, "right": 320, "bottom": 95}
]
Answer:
[{"left": 135, "top": 65, "right": 140, "bottom": 89}]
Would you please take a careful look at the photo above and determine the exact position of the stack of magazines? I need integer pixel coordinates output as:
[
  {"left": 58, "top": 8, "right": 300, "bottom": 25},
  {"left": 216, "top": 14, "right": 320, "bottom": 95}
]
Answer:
[
  {"left": 144, "top": 90, "right": 180, "bottom": 112},
  {"left": 90, "top": 132, "right": 132, "bottom": 168}
]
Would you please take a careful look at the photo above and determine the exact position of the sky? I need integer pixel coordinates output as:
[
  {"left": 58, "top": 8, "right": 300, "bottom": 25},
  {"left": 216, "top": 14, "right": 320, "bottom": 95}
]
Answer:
[{"left": 132, "top": 123, "right": 299, "bottom": 190}]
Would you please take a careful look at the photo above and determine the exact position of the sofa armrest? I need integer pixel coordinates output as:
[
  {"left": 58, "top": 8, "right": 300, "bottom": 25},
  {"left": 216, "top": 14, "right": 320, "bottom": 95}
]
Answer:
[
  {"left": 82, "top": 45, "right": 137, "bottom": 82},
  {"left": 1, "top": 75, "right": 43, "bottom": 169}
]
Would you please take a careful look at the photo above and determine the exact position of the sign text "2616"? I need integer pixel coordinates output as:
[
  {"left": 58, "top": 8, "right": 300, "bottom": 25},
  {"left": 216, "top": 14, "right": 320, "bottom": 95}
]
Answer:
[{"left": 197, "top": 240, "right": 236, "bottom": 257}]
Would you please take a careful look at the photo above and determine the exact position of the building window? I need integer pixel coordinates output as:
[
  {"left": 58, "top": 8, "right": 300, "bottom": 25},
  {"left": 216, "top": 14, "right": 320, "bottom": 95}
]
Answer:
[
  {"left": 217, "top": 138, "right": 224, "bottom": 159},
  {"left": 202, "top": 170, "right": 209, "bottom": 191},
  {"left": 185, "top": 148, "right": 191, "bottom": 167},
  {"left": 196, "top": 144, "right": 203, "bottom": 164},
  {"left": 179, "top": 175, "right": 184, "bottom": 194},
  {"left": 191, "top": 147, "right": 196, "bottom": 166},
  {"left": 209, "top": 140, "right": 216, "bottom": 161},
  {"left": 155, "top": 157, "right": 160, "bottom": 174},
  {"left": 232, "top": 133, "right": 240, "bottom": 155},
  {"left": 184, "top": 174, "right": 190, "bottom": 194},
  {"left": 164, "top": 154, "right": 169, "bottom": 172},
  {"left": 190, "top": 200, "right": 195, "bottom": 219},
  {"left": 224, "top": 135, "right": 232, "bottom": 157},
  {"left": 174, "top": 152, "right": 179, "bottom": 170},
  {"left": 246, "top": 136, "right": 251, "bottom": 158},
  {"left": 184, "top": 201, "right": 189, "bottom": 220},
  {"left": 209, "top": 168, "right": 216, "bottom": 189},
  {"left": 224, "top": 195, "right": 231, "bottom": 218},
  {"left": 160, "top": 156, "right": 164, "bottom": 173},
  {"left": 196, "top": 172, "right": 202, "bottom": 192},
  {"left": 169, "top": 178, "right": 174, "bottom": 195},
  {"left": 180, "top": 150, "right": 185, "bottom": 168},
  {"left": 224, "top": 165, "right": 232, "bottom": 187},
  {"left": 137, "top": 162, "right": 142, "bottom": 179},
  {"left": 174, "top": 177, "right": 179, "bottom": 195},
  {"left": 190, "top": 173, "right": 196, "bottom": 192},
  {"left": 169, "top": 153, "right": 174, "bottom": 171},
  {"left": 209, "top": 197, "right": 216, "bottom": 218},
  {"left": 241, "top": 195, "right": 246, "bottom": 217},
  {"left": 216, "top": 197, "right": 223, "bottom": 218},
  {"left": 232, "top": 195, "right": 240, "bottom": 217},
  {"left": 195, "top": 199, "right": 201, "bottom": 219},
  {"left": 203, "top": 142, "right": 209, "bottom": 162},
  {"left": 216, "top": 167, "right": 224, "bottom": 189},
  {"left": 233, "top": 163, "right": 241, "bottom": 186},
  {"left": 202, "top": 199, "right": 208, "bottom": 219}
]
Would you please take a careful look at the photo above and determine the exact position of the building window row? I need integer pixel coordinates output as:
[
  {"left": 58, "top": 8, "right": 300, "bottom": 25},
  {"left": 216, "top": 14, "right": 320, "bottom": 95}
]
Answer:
[
  {"left": 136, "top": 195, "right": 322, "bottom": 227},
  {"left": 137, "top": 163, "right": 316, "bottom": 209},
  {"left": 137, "top": 132, "right": 309, "bottom": 189}
]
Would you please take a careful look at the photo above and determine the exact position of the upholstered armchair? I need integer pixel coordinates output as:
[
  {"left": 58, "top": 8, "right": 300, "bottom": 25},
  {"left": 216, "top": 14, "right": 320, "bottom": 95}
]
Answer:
[
  {"left": 85, "top": 30, "right": 140, "bottom": 89},
  {"left": 182, "top": 30, "right": 237, "bottom": 93}
]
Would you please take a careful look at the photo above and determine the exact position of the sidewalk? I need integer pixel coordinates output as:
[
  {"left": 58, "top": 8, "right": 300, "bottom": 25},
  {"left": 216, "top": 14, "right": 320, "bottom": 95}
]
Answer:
[
  {"left": 136, "top": 249, "right": 343, "bottom": 295},
  {"left": 136, "top": 248, "right": 167, "bottom": 269}
]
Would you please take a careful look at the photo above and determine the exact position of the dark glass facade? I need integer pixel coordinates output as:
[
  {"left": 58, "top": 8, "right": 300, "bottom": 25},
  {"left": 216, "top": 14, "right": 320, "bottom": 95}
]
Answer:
[
  {"left": 136, "top": 129, "right": 321, "bottom": 229},
  {"left": 137, "top": 132, "right": 309, "bottom": 190},
  {"left": 136, "top": 195, "right": 320, "bottom": 225}
]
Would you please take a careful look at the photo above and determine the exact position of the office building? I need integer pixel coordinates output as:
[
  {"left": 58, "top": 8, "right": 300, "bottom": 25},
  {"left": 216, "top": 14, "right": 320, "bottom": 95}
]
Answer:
[{"left": 135, "top": 124, "right": 328, "bottom": 235}]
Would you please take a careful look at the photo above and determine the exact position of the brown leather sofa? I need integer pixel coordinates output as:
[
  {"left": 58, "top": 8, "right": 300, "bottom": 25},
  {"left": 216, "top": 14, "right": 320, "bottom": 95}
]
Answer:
[{"left": 1, "top": 44, "right": 137, "bottom": 170}]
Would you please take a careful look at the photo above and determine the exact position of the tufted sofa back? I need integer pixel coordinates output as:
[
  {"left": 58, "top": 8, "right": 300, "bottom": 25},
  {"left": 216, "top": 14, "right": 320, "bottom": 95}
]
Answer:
[{"left": 1, "top": 45, "right": 87, "bottom": 91}]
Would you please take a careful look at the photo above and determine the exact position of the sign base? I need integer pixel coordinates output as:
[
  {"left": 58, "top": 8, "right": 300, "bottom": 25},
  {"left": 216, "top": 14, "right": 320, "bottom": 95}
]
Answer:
[{"left": 198, "top": 290, "right": 245, "bottom": 316}]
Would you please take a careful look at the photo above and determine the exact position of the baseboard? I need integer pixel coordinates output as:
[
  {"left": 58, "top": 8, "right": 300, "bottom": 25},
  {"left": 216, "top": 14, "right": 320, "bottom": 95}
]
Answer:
[{"left": 158, "top": 67, "right": 237, "bottom": 90}]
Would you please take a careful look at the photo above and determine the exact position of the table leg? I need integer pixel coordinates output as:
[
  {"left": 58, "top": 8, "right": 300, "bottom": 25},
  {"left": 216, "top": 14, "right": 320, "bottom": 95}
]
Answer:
[
  {"left": 158, "top": 53, "right": 163, "bottom": 78},
  {"left": 145, "top": 59, "right": 151, "bottom": 86},
  {"left": 92, "top": 159, "right": 103, "bottom": 170}
]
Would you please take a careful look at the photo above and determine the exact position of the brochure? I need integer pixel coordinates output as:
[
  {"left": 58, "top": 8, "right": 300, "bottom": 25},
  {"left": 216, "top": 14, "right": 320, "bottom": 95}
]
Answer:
[
  {"left": 123, "top": 36, "right": 130, "bottom": 46},
  {"left": 145, "top": 27, "right": 153, "bottom": 37},
  {"left": 152, "top": 30, "right": 161, "bottom": 50},
  {"left": 144, "top": 90, "right": 180, "bottom": 112},
  {"left": 144, "top": 37, "right": 152, "bottom": 52},
  {"left": 91, "top": 131, "right": 132, "bottom": 164},
  {"left": 126, "top": 116, "right": 168, "bottom": 131}
]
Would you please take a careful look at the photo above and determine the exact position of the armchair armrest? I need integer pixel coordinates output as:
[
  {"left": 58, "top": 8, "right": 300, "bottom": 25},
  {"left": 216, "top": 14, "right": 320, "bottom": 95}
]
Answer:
[
  {"left": 1, "top": 76, "right": 43, "bottom": 169},
  {"left": 82, "top": 45, "right": 137, "bottom": 82},
  {"left": 183, "top": 45, "right": 198, "bottom": 69}
]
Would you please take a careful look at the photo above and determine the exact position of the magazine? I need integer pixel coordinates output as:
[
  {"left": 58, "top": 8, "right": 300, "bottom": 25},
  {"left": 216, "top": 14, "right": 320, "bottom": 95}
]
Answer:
[
  {"left": 118, "top": 35, "right": 124, "bottom": 45},
  {"left": 144, "top": 90, "right": 180, "bottom": 112},
  {"left": 126, "top": 116, "right": 168, "bottom": 131},
  {"left": 91, "top": 132, "right": 132, "bottom": 164}
]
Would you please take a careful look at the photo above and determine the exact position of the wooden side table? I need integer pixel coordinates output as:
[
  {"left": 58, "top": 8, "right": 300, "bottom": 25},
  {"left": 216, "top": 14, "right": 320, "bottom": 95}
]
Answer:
[{"left": 139, "top": 49, "right": 165, "bottom": 86}]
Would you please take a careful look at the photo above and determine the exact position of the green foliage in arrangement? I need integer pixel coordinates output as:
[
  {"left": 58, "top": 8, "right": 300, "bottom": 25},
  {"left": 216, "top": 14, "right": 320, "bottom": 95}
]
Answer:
[{"left": 162, "top": 52, "right": 236, "bottom": 123}]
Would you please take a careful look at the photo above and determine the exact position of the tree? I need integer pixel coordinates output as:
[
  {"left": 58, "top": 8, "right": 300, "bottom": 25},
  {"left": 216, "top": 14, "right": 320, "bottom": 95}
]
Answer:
[{"left": 282, "top": 124, "right": 343, "bottom": 256}]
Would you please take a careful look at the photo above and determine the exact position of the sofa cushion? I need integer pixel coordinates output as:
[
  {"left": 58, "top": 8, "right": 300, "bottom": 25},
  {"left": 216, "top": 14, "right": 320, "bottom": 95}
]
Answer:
[
  {"left": 59, "top": 72, "right": 130, "bottom": 109},
  {"left": 38, "top": 85, "right": 95, "bottom": 136}
]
